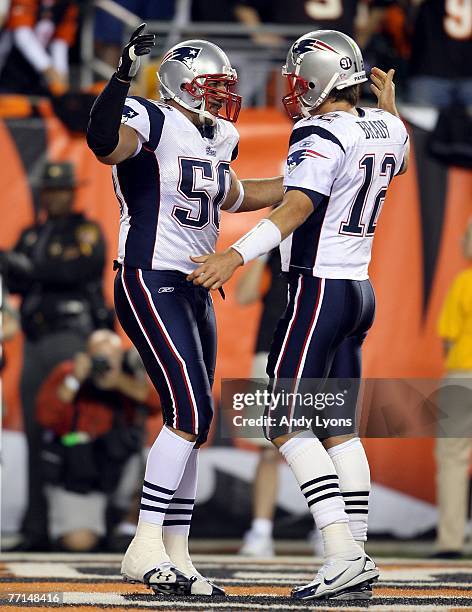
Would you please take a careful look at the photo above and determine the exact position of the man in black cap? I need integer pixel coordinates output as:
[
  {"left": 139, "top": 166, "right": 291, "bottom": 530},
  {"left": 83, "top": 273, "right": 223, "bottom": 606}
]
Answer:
[{"left": 1, "top": 161, "right": 112, "bottom": 550}]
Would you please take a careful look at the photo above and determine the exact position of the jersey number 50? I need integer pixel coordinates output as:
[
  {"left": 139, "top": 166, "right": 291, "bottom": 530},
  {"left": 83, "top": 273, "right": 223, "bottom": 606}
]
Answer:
[
  {"left": 174, "top": 158, "right": 231, "bottom": 230},
  {"left": 340, "top": 154, "right": 396, "bottom": 237}
]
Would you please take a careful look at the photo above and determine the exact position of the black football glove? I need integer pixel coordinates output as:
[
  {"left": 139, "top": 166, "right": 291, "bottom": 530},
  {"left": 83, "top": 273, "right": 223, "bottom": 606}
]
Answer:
[{"left": 116, "top": 23, "right": 155, "bottom": 82}]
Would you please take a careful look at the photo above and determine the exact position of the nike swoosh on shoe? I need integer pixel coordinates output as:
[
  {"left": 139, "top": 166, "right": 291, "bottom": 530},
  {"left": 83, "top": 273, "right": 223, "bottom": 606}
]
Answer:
[{"left": 323, "top": 558, "right": 363, "bottom": 586}]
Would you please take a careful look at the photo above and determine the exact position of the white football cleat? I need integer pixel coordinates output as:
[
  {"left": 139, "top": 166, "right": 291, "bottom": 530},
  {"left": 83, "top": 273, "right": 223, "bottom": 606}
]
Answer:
[
  {"left": 121, "top": 528, "right": 193, "bottom": 596},
  {"left": 122, "top": 561, "right": 193, "bottom": 595},
  {"left": 239, "top": 531, "right": 274, "bottom": 557},
  {"left": 291, "top": 553, "right": 379, "bottom": 601}
]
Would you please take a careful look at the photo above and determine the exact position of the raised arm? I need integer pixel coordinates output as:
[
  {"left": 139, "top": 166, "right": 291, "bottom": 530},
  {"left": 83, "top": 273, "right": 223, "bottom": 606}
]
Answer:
[
  {"left": 86, "top": 24, "right": 155, "bottom": 165},
  {"left": 370, "top": 67, "right": 409, "bottom": 175}
]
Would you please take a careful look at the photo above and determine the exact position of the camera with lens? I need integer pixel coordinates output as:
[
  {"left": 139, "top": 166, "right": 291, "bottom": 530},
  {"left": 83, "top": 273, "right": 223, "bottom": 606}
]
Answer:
[{"left": 90, "top": 355, "right": 111, "bottom": 378}]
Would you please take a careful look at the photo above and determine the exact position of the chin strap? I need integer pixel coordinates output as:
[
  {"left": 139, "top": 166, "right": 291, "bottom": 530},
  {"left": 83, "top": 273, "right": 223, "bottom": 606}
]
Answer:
[
  {"left": 159, "top": 79, "right": 217, "bottom": 126},
  {"left": 197, "top": 98, "right": 216, "bottom": 126}
]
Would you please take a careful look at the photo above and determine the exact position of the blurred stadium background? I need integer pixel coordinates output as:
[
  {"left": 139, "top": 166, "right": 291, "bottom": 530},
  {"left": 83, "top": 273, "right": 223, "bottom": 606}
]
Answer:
[{"left": 0, "top": 0, "right": 472, "bottom": 608}]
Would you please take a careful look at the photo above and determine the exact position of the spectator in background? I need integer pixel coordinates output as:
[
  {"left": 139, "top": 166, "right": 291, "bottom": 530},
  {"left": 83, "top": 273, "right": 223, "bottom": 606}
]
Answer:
[
  {"left": 193, "top": 0, "right": 284, "bottom": 47},
  {"left": 435, "top": 222, "right": 472, "bottom": 559},
  {"left": 192, "top": 0, "right": 283, "bottom": 105},
  {"left": 232, "top": 0, "right": 392, "bottom": 45},
  {"left": 0, "top": 0, "right": 79, "bottom": 95},
  {"left": 1, "top": 161, "right": 111, "bottom": 551},
  {"left": 408, "top": 0, "right": 472, "bottom": 107},
  {"left": 37, "top": 330, "right": 160, "bottom": 551},
  {"left": 235, "top": 249, "right": 287, "bottom": 557},
  {"left": 366, "top": 0, "right": 411, "bottom": 96},
  {"left": 94, "top": 0, "right": 177, "bottom": 67}
]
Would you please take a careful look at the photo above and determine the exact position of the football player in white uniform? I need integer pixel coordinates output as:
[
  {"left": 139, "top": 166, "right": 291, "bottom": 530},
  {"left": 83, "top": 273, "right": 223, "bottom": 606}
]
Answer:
[
  {"left": 189, "top": 30, "right": 409, "bottom": 601},
  {"left": 87, "top": 25, "right": 283, "bottom": 597}
]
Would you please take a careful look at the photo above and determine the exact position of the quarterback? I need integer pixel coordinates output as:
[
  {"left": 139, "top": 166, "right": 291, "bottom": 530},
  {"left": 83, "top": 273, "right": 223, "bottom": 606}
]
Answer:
[
  {"left": 86, "top": 25, "right": 283, "bottom": 596},
  {"left": 189, "top": 30, "right": 409, "bottom": 601}
]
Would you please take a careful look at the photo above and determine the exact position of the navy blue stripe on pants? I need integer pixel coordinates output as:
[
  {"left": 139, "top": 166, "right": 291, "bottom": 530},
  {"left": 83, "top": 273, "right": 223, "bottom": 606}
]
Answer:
[
  {"left": 114, "top": 266, "right": 216, "bottom": 444},
  {"left": 265, "top": 274, "right": 375, "bottom": 440}
]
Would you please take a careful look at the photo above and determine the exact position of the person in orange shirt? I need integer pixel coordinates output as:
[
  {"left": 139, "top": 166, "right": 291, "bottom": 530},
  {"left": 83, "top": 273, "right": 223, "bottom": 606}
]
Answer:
[
  {"left": 435, "top": 222, "right": 472, "bottom": 558},
  {"left": 35, "top": 329, "right": 161, "bottom": 552},
  {"left": 1, "top": 0, "right": 78, "bottom": 94}
]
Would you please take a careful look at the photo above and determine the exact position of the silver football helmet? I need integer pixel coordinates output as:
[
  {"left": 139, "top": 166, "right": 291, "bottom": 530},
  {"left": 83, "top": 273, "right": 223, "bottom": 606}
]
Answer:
[
  {"left": 158, "top": 39, "right": 241, "bottom": 124},
  {"left": 282, "top": 30, "right": 367, "bottom": 120}
]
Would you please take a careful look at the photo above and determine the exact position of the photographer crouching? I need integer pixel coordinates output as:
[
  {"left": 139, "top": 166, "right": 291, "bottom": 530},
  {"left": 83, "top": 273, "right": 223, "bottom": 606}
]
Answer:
[{"left": 36, "top": 329, "right": 160, "bottom": 552}]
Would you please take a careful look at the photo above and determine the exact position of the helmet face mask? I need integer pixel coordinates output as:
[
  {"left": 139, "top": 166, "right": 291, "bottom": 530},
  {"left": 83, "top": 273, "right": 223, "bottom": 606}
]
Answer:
[
  {"left": 182, "top": 73, "right": 241, "bottom": 123},
  {"left": 282, "top": 72, "right": 310, "bottom": 121},
  {"left": 282, "top": 30, "right": 367, "bottom": 120},
  {"left": 158, "top": 40, "right": 242, "bottom": 125}
]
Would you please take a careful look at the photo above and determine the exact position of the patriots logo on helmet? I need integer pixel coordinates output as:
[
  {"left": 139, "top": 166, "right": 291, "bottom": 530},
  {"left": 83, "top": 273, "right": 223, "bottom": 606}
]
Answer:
[
  {"left": 292, "top": 38, "right": 340, "bottom": 58},
  {"left": 121, "top": 105, "right": 138, "bottom": 123},
  {"left": 287, "top": 148, "right": 329, "bottom": 173},
  {"left": 162, "top": 46, "right": 202, "bottom": 69}
]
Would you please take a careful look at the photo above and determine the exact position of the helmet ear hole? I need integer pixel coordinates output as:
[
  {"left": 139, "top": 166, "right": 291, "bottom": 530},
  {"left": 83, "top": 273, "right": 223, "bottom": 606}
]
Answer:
[{"left": 308, "top": 82, "right": 315, "bottom": 89}]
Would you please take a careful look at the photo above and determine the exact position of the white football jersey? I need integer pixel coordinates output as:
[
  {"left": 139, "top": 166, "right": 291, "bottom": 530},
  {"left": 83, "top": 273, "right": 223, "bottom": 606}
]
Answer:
[
  {"left": 113, "top": 96, "right": 239, "bottom": 273},
  {"left": 281, "top": 108, "right": 409, "bottom": 280}
]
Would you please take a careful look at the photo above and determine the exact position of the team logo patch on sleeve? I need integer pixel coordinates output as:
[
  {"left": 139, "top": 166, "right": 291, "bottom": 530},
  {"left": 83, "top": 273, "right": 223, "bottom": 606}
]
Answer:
[
  {"left": 122, "top": 105, "right": 138, "bottom": 123},
  {"left": 161, "top": 46, "right": 202, "bottom": 69},
  {"left": 287, "top": 148, "right": 329, "bottom": 173}
]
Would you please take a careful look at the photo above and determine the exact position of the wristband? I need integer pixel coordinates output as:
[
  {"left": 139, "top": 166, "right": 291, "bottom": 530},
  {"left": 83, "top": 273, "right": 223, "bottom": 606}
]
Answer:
[
  {"left": 231, "top": 219, "right": 282, "bottom": 265},
  {"left": 225, "top": 180, "right": 244, "bottom": 213},
  {"left": 63, "top": 375, "right": 80, "bottom": 393}
]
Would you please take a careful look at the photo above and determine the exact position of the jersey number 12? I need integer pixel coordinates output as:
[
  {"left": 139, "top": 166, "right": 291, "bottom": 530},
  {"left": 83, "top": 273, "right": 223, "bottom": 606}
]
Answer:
[{"left": 340, "top": 153, "right": 396, "bottom": 237}]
